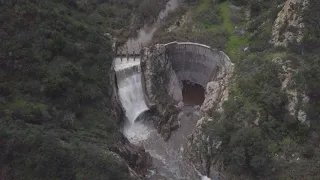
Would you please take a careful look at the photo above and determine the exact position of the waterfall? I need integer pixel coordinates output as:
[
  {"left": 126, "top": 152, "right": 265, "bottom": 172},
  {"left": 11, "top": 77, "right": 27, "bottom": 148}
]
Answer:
[
  {"left": 115, "top": 58, "right": 150, "bottom": 143},
  {"left": 118, "top": 73, "right": 148, "bottom": 124}
]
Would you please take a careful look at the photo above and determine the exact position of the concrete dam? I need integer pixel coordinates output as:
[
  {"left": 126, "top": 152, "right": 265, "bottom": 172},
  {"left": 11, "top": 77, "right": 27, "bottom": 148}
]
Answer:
[
  {"left": 165, "top": 42, "right": 225, "bottom": 88},
  {"left": 113, "top": 41, "right": 232, "bottom": 119},
  {"left": 113, "top": 41, "right": 232, "bottom": 179}
]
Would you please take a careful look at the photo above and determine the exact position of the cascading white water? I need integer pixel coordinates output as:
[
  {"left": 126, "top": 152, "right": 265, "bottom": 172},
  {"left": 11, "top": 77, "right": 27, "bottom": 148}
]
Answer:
[
  {"left": 115, "top": 58, "right": 151, "bottom": 143},
  {"left": 118, "top": 73, "right": 148, "bottom": 124}
]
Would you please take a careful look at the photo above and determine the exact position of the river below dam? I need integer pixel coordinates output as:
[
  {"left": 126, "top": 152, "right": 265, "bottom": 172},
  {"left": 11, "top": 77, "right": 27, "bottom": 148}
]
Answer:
[{"left": 127, "top": 107, "right": 202, "bottom": 180}]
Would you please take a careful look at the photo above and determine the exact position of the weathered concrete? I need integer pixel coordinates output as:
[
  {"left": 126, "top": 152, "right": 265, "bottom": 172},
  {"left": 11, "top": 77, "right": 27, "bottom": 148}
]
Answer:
[
  {"left": 114, "top": 57, "right": 142, "bottom": 86},
  {"left": 163, "top": 42, "right": 233, "bottom": 113},
  {"left": 165, "top": 42, "right": 220, "bottom": 87},
  {"left": 113, "top": 56, "right": 153, "bottom": 109}
]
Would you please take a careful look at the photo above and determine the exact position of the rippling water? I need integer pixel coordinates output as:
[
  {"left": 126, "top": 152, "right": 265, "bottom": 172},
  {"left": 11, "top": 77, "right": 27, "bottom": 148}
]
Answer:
[{"left": 123, "top": 107, "right": 204, "bottom": 180}]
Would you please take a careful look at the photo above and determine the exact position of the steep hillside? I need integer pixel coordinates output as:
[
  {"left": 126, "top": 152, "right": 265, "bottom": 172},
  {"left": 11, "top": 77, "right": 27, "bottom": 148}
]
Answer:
[
  {"left": 0, "top": 0, "right": 167, "bottom": 179},
  {"left": 199, "top": 0, "right": 320, "bottom": 179},
  {"left": 152, "top": 0, "right": 320, "bottom": 179},
  {"left": 1, "top": 0, "right": 319, "bottom": 179}
]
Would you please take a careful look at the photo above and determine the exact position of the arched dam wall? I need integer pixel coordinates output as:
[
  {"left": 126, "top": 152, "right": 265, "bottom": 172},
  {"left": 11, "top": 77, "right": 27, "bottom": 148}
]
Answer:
[
  {"left": 163, "top": 42, "right": 230, "bottom": 88},
  {"left": 113, "top": 57, "right": 150, "bottom": 125}
]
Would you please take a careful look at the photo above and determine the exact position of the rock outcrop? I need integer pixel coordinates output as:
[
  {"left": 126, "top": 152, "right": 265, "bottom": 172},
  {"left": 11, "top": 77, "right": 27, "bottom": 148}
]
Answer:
[
  {"left": 186, "top": 52, "right": 233, "bottom": 179},
  {"left": 273, "top": 57, "right": 309, "bottom": 124},
  {"left": 270, "top": 0, "right": 310, "bottom": 123},
  {"left": 201, "top": 51, "right": 233, "bottom": 113},
  {"left": 141, "top": 44, "right": 182, "bottom": 140},
  {"left": 110, "top": 134, "right": 152, "bottom": 179},
  {"left": 141, "top": 44, "right": 183, "bottom": 105},
  {"left": 186, "top": 117, "right": 225, "bottom": 178},
  {"left": 271, "top": 0, "right": 309, "bottom": 47}
]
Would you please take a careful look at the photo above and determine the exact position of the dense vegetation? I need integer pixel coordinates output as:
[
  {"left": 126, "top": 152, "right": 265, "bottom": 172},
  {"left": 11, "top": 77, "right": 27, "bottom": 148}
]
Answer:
[
  {"left": 1, "top": 0, "right": 319, "bottom": 179},
  {"left": 196, "top": 0, "right": 320, "bottom": 179},
  {"left": 0, "top": 0, "right": 167, "bottom": 179},
  {"left": 152, "top": 0, "right": 320, "bottom": 179}
]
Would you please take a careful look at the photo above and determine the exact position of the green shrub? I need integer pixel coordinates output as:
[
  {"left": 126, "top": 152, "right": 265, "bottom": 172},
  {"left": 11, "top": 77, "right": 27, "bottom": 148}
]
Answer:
[
  {"left": 301, "top": 145, "right": 315, "bottom": 159},
  {"left": 195, "top": 6, "right": 222, "bottom": 26},
  {"left": 43, "top": 76, "right": 68, "bottom": 98}
]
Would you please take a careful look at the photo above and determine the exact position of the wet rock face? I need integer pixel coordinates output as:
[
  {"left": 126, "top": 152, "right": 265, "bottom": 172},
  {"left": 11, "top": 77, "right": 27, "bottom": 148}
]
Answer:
[
  {"left": 151, "top": 104, "right": 181, "bottom": 141},
  {"left": 141, "top": 44, "right": 182, "bottom": 105},
  {"left": 111, "top": 134, "right": 152, "bottom": 178},
  {"left": 187, "top": 117, "right": 225, "bottom": 179},
  {"left": 110, "top": 69, "right": 125, "bottom": 125},
  {"left": 110, "top": 69, "right": 151, "bottom": 179},
  {"left": 140, "top": 44, "right": 182, "bottom": 140}
]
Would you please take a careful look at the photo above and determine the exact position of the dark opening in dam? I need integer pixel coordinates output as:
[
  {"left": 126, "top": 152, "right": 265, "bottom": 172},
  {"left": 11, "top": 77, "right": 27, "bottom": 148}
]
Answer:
[{"left": 182, "top": 80, "right": 205, "bottom": 105}]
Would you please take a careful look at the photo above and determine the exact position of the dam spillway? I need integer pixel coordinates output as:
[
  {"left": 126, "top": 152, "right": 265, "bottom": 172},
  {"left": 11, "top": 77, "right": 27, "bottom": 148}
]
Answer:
[{"left": 114, "top": 57, "right": 149, "bottom": 142}]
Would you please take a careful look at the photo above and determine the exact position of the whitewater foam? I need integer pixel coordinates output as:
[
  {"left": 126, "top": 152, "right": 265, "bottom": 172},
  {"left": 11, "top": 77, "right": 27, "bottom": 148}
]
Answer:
[
  {"left": 124, "top": 122, "right": 153, "bottom": 144},
  {"left": 118, "top": 74, "right": 149, "bottom": 124}
]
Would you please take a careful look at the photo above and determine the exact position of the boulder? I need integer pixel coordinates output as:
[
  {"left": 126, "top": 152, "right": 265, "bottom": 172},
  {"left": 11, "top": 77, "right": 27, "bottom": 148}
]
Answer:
[{"left": 110, "top": 134, "right": 152, "bottom": 178}]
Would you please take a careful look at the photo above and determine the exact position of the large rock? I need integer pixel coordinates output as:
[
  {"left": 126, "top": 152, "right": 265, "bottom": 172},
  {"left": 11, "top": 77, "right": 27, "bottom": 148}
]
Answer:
[
  {"left": 186, "top": 117, "right": 225, "bottom": 179},
  {"left": 271, "top": 0, "right": 309, "bottom": 47},
  {"left": 273, "top": 57, "right": 309, "bottom": 124},
  {"left": 201, "top": 51, "right": 234, "bottom": 114},
  {"left": 110, "top": 134, "right": 152, "bottom": 178},
  {"left": 141, "top": 44, "right": 182, "bottom": 140},
  {"left": 141, "top": 44, "right": 183, "bottom": 105}
]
